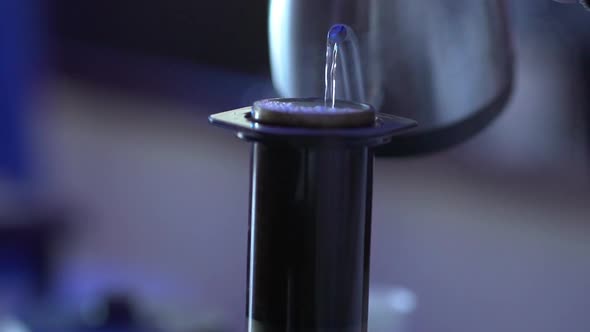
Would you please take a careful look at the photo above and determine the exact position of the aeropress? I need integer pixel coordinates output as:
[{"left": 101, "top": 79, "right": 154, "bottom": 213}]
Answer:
[{"left": 209, "top": 24, "right": 417, "bottom": 332}]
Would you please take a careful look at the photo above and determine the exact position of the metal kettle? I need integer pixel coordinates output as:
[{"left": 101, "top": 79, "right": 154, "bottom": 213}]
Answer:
[{"left": 268, "top": 0, "right": 514, "bottom": 155}]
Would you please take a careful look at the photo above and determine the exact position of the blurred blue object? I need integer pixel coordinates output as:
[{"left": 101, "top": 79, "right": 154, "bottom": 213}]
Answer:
[{"left": 0, "top": 0, "right": 40, "bottom": 181}]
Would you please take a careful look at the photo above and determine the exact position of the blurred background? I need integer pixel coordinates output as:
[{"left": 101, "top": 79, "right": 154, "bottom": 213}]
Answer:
[{"left": 1, "top": 0, "right": 590, "bottom": 331}]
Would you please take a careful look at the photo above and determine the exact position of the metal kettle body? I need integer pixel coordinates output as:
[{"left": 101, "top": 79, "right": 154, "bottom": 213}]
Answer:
[{"left": 268, "top": 0, "right": 514, "bottom": 155}]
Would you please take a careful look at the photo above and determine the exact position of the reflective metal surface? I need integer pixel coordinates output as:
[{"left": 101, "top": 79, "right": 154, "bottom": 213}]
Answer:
[{"left": 269, "top": 0, "right": 514, "bottom": 154}]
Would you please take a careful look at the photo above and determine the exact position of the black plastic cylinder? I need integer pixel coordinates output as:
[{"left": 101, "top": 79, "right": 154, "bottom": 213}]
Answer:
[
  {"left": 247, "top": 141, "right": 373, "bottom": 332},
  {"left": 209, "top": 99, "right": 416, "bottom": 332}
]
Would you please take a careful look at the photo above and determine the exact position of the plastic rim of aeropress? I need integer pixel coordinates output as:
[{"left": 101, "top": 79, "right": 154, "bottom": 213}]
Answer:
[{"left": 209, "top": 97, "right": 418, "bottom": 146}]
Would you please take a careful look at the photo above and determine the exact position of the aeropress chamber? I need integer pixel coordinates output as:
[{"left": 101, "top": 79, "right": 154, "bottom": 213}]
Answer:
[{"left": 209, "top": 97, "right": 416, "bottom": 331}]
